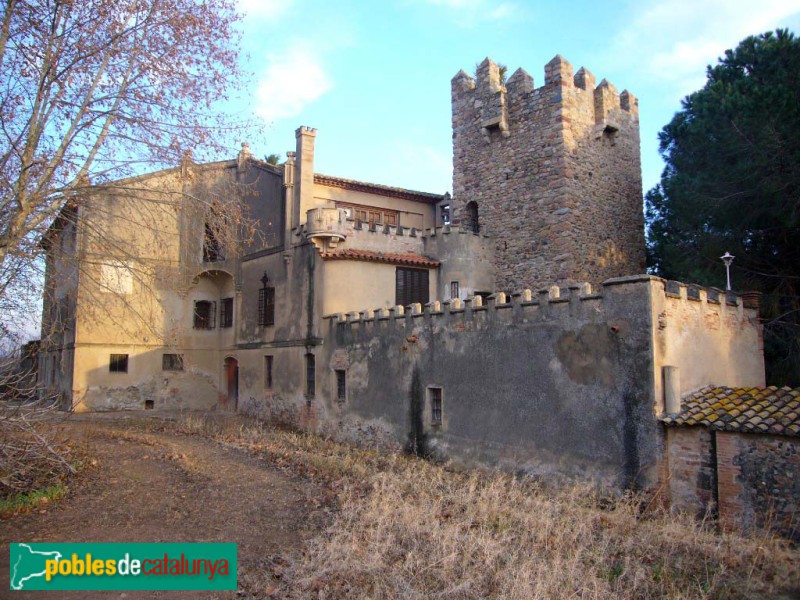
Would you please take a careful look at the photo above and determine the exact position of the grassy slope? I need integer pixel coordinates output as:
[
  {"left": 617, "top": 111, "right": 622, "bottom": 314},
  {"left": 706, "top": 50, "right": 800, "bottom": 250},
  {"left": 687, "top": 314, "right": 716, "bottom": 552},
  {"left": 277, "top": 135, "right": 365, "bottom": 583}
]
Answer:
[{"left": 173, "top": 413, "right": 799, "bottom": 600}]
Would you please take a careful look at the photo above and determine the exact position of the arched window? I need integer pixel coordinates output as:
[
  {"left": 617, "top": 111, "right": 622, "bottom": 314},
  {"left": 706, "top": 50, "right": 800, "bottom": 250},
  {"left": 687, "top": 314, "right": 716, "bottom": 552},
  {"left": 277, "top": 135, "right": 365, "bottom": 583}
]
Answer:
[{"left": 465, "top": 201, "right": 480, "bottom": 234}]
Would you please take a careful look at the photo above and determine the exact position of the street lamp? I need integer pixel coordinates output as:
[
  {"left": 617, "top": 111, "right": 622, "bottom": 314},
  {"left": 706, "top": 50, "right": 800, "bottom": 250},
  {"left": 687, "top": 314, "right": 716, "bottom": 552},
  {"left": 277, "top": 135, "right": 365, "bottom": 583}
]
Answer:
[{"left": 720, "top": 252, "right": 735, "bottom": 291}]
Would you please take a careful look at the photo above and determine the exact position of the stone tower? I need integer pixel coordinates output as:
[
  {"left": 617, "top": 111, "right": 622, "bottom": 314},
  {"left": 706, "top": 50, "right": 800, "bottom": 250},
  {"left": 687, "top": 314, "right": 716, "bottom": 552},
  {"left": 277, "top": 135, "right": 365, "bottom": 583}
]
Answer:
[{"left": 451, "top": 56, "right": 645, "bottom": 290}]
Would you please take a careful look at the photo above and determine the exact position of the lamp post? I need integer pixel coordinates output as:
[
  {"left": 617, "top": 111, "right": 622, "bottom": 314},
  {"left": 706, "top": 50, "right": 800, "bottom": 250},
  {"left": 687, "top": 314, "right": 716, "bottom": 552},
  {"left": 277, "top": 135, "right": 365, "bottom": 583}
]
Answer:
[{"left": 720, "top": 252, "right": 734, "bottom": 291}]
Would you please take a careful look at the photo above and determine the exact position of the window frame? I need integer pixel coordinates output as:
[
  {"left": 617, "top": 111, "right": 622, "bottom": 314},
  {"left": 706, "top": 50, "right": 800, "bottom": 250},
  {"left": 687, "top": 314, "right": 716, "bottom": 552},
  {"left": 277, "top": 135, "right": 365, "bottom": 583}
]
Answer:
[
  {"left": 162, "top": 353, "right": 184, "bottom": 371},
  {"left": 220, "top": 297, "right": 234, "bottom": 328},
  {"left": 335, "top": 369, "right": 346, "bottom": 403},
  {"left": 395, "top": 267, "right": 430, "bottom": 307},
  {"left": 305, "top": 353, "right": 315, "bottom": 399},
  {"left": 258, "top": 286, "right": 275, "bottom": 327},
  {"left": 193, "top": 300, "right": 217, "bottom": 329},
  {"left": 109, "top": 354, "right": 129, "bottom": 373},
  {"left": 429, "top": 386, "right": 443, "bottom": 428}
]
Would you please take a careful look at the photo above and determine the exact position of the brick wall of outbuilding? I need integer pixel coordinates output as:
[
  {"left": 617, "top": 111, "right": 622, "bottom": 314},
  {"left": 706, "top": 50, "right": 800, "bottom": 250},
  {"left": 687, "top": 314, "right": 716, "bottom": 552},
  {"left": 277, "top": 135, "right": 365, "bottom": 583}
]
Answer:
[{"left": 667, "top": 427, "right": 800, "bottom": 541}]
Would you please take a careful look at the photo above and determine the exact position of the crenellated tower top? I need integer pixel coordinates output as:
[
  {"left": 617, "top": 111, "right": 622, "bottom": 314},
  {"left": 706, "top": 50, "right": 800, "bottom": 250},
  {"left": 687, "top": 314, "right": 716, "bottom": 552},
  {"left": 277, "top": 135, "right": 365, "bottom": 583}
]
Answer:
[{"left": 450, "top": 55, "right": 645, "bottom": 291}]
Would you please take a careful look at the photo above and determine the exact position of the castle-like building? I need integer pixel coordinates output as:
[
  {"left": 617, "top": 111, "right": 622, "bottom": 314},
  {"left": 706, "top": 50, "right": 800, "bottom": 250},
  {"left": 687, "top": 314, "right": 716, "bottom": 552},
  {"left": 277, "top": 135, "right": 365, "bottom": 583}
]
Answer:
[{"left": 39, "top": 57, "right": 771, "bottom": 508}]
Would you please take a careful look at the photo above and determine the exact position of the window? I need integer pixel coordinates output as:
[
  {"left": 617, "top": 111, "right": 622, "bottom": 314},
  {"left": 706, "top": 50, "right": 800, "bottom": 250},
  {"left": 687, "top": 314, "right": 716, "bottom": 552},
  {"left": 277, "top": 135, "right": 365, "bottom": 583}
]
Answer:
[
  {"left": 193, "top": 300, "right": 216, "bottom": 329},
  {"left": 109, "top": 354, "right": 128, "bottom": 373},
  {"left": 450, "top": 281, "right": 460, "bottom": 300},
  {"left": 336, "top": 369, "right": 346, "bottom": 402},
  {"left": 396, "top": 267, "right": 430, "bottom": 307},
  {"left": 203, "top": 222, "right": 224, "bottom": 262},
  {"left": 162, "top": 354, "right": 184, "bottom": 371},
  {"left": 265, "top": 355, "right": 273, "bottom": 389},
  {"left": 258, "top": 272, "right": 275, "bottom": 327},
  {"left": 429, "top": 387, "right": 443, "bottom": 427},
  {"left": 305, "top": 353, "right": 315, "bottom": 398},
  {"left": 441, "top": 203, "right": 451, "bottom": 225},
  {"left": 336, "top": 202, "right": 399, "bottom": 227},
  {"left": 220, "top": 297, "right": 233, "bottom": 328},
  {"left": 465, "top": 201, "right": 480, "bottom": 234}
]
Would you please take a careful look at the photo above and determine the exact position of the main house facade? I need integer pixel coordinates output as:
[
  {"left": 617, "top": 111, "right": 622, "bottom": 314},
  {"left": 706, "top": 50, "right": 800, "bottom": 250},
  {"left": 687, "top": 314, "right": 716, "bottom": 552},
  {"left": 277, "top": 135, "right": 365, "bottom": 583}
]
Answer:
[{"left": 38, "top": 57, "right": 767, "bottom": 494}]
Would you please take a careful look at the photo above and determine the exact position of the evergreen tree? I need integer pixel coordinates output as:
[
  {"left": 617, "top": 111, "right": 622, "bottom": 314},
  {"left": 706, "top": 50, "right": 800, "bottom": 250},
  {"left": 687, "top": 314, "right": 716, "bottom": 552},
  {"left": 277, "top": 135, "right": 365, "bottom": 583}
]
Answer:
[{"left": 646, "top": 29, "right": 800, "bottom": 385}]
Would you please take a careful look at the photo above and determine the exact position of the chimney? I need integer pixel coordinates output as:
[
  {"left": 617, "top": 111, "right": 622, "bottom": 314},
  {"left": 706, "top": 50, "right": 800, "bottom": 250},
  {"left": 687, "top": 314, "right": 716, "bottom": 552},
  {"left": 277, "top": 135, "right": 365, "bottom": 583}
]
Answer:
[{"left": 293, "top": 126, "right": 317, "bottom": 229}]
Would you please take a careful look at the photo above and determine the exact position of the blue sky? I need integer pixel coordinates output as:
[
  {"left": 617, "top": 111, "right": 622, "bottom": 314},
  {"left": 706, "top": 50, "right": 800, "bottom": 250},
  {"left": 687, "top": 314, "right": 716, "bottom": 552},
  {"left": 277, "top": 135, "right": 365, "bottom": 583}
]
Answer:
[{"left": 232, "top": 0, "right": 800, "bottom": 196}]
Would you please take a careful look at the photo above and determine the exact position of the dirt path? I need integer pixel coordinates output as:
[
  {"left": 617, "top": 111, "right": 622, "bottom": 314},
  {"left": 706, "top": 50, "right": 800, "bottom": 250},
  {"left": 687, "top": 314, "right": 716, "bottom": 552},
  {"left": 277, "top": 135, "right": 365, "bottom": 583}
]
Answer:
[{"left": 1, "top": 413, "right": 328, "bottom": 599}]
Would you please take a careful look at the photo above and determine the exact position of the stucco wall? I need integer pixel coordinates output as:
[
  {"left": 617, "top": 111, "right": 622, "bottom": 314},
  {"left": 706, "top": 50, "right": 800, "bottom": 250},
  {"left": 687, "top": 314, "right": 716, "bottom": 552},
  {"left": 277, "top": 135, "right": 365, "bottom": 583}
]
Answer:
[
  {"left": 652, "top": 280, "right": 765, "bottom": 412},
  {"left": 243, "top": 277, "right": 660, "bottom": 489},
  {"left": 73, "top": 346, "right": 219, "bottom": 411}
]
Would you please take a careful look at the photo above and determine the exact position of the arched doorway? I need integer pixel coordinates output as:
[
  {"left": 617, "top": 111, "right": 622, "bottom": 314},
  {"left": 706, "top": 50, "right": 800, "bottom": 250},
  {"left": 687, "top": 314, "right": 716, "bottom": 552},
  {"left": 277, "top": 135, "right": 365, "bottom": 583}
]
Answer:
[{"left": 224, "top": 357, "right": 238, "bottom": 411}]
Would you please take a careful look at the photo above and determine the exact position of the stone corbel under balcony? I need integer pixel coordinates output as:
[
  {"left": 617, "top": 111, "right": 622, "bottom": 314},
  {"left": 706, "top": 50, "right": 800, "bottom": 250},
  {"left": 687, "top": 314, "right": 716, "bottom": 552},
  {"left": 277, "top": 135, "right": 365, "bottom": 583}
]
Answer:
[{"left": 305, "top": 207, "right": 348, "bottom": 253}]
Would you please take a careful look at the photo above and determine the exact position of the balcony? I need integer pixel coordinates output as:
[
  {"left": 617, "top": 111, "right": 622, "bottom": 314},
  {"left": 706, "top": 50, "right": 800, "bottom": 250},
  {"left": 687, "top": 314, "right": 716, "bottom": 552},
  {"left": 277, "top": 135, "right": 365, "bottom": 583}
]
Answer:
[{"left": 305, "top": 207, "right": 347, "bottom": 252}]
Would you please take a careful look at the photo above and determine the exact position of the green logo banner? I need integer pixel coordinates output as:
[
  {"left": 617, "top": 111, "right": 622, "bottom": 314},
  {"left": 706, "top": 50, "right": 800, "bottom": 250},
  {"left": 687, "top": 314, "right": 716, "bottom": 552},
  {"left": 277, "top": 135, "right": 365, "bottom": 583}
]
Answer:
[{"left": 9, "top": 543, "right": 237, "bottom": 591}]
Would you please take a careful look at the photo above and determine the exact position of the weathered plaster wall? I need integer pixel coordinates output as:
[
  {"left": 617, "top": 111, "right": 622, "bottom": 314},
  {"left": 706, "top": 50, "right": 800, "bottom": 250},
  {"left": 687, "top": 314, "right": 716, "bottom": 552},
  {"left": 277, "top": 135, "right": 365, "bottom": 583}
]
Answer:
[
  {"left": 321, "top": 261, "right": 412, "bottom": 315},
  {"left": 653, "top": 281, "right": 765, "bottom": 412},
  {"left": 318, "top": 277, "right": 660, "bottom": 489},
  {"left": 422, "top": 226, "right": 495, "bottom": 299},
  {"left": 73, "top": 346, "right": 219, "bottom": 411}
]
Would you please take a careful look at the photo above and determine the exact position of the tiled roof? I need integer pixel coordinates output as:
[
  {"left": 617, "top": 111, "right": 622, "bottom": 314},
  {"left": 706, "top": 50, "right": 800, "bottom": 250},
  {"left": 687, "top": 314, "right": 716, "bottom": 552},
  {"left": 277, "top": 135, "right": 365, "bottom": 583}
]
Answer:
[
  {"left": 320, "top": 249, "right": 440, "bottom": 268},
  {"left": 661, "top": 386, "right": 800, "bottom": 437},
  {"left": 314, "top": 173, "right": 444, "bottom": 204}
]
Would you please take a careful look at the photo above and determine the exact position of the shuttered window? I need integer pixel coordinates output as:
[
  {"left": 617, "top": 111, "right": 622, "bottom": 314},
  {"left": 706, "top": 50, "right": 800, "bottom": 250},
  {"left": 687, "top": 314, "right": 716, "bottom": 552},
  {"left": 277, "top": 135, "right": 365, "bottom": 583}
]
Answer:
[
  {"left": 258, "top": 287, "right": 275, "bottom": 327},
  {"left": 395, "top": 267, "right": 430, "bottom": 307}
]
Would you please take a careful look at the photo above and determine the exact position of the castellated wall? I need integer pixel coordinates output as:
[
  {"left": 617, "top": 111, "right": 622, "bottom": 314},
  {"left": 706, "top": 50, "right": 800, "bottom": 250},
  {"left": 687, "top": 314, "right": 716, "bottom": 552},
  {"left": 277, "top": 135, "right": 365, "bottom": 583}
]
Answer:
[
  {"left": 257, "top": 276, "right": 763, "bottom": 491},
  {"left": 451, "top": 57, "right": 646, "bottom": 291}
]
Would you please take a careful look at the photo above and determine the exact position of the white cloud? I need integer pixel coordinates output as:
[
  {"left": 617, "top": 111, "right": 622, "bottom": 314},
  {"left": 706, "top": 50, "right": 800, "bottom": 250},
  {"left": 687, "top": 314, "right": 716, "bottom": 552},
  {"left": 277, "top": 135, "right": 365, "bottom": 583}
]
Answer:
[
  {"left": 615, "top": 0, "right": 800, "bottom": 99},
  {"left": 238, "top": 0, "right": 293, "bottom": 21},
  {"left": 253, "top": 45, "right": 333, "bottom": 124}
]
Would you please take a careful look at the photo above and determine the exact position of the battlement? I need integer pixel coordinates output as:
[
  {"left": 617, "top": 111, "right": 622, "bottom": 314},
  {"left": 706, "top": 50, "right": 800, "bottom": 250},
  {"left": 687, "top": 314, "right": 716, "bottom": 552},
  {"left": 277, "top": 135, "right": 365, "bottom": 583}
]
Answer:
[
  {"left": 300, "top": 216, "right": 491, "bottom": 259},
  {"left": 451, "top": 56, "right": 638, "bottom": 141},
  {"left": 323, "top": 276, "right": 757, "bottom": 331},
  {"left": 450, "top": 54, "right": 646, "bottom": 291},
  {"left": 323, "top": 281, "right": 600, "bottom": 325}
]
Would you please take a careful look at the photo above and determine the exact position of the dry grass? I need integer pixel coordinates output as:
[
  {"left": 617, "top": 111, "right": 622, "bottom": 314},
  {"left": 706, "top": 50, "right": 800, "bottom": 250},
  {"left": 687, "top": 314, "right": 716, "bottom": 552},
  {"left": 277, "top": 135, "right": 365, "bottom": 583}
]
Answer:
[{"left": 170, "top": 412, "right": 800, "bottom": 599}]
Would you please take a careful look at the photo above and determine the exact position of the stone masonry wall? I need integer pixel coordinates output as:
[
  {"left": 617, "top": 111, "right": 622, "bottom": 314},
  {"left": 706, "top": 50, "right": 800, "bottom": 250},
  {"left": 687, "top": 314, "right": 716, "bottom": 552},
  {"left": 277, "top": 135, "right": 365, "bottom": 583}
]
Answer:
[
  {"left": 451, "top": 57, "right": 645, "bottom": 291},
  {"left": 717, "top": 432, "right": 800, "bottom": 541}
]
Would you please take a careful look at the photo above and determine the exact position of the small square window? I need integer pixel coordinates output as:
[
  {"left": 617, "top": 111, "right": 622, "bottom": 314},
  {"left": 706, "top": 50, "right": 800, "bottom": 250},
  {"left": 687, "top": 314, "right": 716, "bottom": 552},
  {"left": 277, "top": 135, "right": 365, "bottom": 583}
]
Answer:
[
  {"left": 162, "top": 353, "right": 184, "bottom": 371},
  {"left": 450, "top": 281, "right": 460, "bottom": 300},
  {"left": 265, "top": 355, "right": 273, "bottom": 389},
  {"left": 429, "top": 387, "right": 443, "bottom": 427},
  {"left": 109, "top": 354, "right": 128, "bottom": 373},
  {"left": 335, "top": 369, "right": 346, "bottom": 402}
]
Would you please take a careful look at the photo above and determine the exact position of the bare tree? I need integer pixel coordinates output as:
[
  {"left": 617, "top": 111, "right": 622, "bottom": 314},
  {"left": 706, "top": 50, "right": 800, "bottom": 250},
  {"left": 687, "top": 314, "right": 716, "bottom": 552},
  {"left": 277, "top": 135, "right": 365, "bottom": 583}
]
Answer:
[
  {"left": 0, "top": 0, "right": 259, "bottom": 499},
  {"left": 0, "top": 0, "right": 249, "bottom": 270}
]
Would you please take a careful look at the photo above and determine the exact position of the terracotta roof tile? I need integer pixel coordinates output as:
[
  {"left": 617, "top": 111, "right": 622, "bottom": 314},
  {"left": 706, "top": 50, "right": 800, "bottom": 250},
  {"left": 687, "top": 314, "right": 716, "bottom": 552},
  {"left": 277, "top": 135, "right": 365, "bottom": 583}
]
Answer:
[
  {"left": 320, "top": 249, "right": 440, "bottom": 268},
  {"left": 661, "top": 385, "right": 800, "bottom": 437}
]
